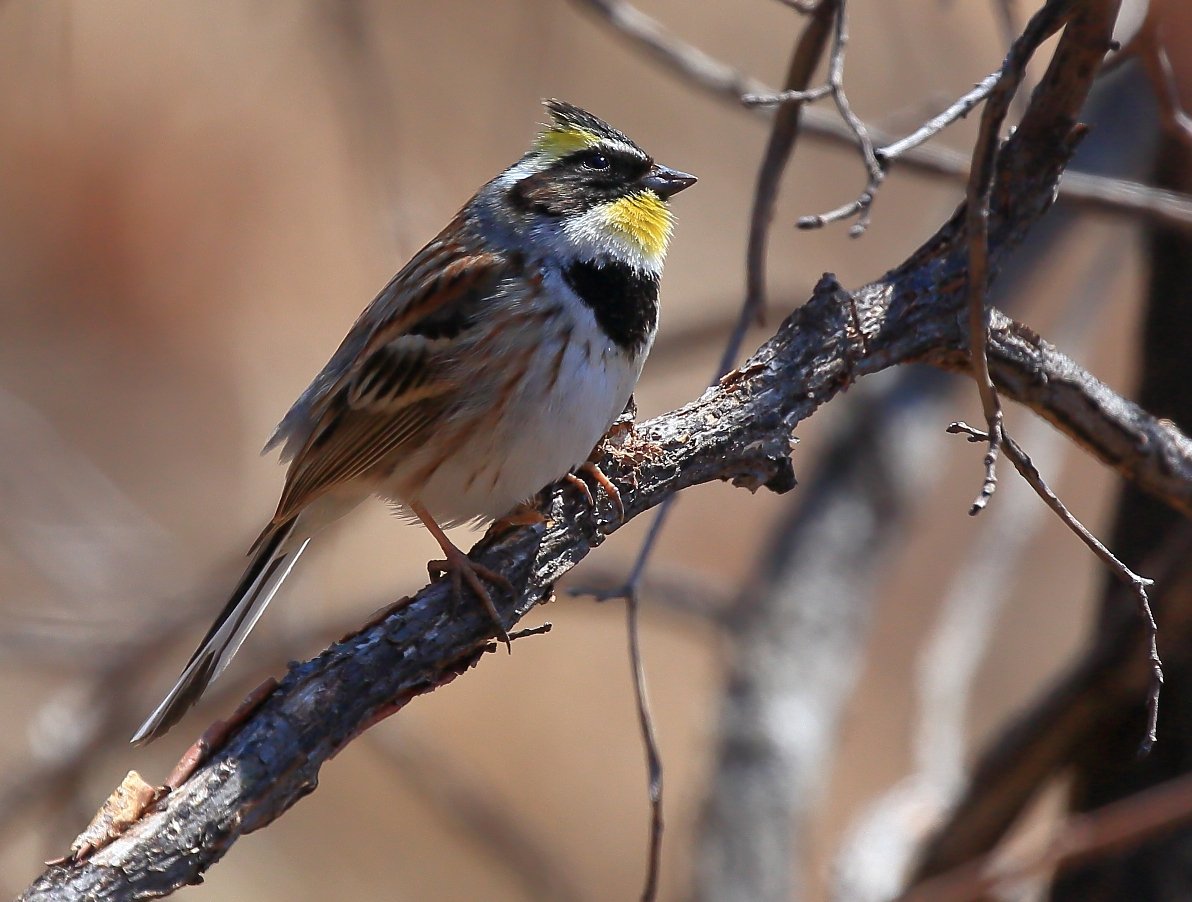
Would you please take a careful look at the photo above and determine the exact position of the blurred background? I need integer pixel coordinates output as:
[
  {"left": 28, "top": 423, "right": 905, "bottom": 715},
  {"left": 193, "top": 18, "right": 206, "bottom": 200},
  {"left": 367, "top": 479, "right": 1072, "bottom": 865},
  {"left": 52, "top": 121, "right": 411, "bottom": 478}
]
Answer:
[{"left": 0, "top": 1, "right": 1183, "bottom": 899}]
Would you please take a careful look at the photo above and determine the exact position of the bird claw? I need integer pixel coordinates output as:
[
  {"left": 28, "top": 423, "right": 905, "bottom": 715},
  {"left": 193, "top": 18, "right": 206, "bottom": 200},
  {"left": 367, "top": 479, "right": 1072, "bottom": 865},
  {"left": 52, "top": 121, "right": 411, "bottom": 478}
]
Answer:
[
  {"left": 564, "top": 472, "right": 596, "bottom": 507},
  {"left": 567, "top": 461, "right": 624, "bottom": 523},
  {"left": 428, "top": 548, "right": 514, "bottom": 652}
]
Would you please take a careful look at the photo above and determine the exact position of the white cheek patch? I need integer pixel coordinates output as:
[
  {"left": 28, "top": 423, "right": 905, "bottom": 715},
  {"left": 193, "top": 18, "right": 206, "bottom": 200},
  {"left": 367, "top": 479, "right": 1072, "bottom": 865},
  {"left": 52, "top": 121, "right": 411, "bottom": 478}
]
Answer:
[{"left": 557, "top": 207, "right": 665, "bottom": 273}]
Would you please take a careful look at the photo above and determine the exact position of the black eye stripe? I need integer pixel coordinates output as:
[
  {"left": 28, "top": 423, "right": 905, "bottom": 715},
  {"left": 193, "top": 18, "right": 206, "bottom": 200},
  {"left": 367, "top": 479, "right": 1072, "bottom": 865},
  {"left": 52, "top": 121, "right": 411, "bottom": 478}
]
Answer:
[
  {"left": 559, "top": 147, "right": 650, "bottom": 176},
  {"left": 509, "top": 147, "right": 654, "bottom": 217}
]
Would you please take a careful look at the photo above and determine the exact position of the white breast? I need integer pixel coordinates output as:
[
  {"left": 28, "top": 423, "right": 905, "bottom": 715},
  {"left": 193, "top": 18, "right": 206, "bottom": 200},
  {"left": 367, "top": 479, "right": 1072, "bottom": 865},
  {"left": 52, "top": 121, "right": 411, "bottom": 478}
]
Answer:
[{"left": 397, "top": 271, "right": 653, "bottom": 527}]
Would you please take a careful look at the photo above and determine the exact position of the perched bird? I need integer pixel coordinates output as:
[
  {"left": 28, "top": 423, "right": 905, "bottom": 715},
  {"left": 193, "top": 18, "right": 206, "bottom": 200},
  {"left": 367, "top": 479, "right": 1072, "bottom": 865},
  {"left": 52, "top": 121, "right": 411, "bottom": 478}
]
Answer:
[{"left": 132, "top": 99, "right": 696, "bottom": 744}]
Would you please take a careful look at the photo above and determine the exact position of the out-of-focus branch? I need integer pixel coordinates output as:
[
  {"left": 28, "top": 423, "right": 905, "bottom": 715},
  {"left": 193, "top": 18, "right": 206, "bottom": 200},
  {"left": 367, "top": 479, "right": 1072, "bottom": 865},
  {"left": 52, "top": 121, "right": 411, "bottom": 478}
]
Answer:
[
  {"left": 739, "top": 0, "right": 836, "bottom": 337},
  {"left": 696, "top": 367, "right": 955, "bottom": 902},
  {"left": 366, "top": 731, "right": 586, "bottom": 902},
  {"left": 904, "top": 769, "right": 1192, "bottom": 902},
  {"left": 834, "top": 231, "right": 1124, "bottom": 901},
  {"left": 907, "top": 522, "right": 1192, "bottom": 883}
]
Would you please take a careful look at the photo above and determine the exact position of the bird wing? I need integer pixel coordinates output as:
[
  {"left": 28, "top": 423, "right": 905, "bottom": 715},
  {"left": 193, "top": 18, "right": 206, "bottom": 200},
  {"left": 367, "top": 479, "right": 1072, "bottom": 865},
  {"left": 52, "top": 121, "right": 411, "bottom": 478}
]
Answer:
[{"left": 268, "top": 220, "right": 520, "bottom": 522}]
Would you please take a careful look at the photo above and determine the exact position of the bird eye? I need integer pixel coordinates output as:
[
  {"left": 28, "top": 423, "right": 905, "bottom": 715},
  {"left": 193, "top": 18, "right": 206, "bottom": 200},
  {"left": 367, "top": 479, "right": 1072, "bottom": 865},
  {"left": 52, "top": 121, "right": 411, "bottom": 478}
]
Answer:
[{"left": 583, "top": 152, "right": 611, "bottom": 171}]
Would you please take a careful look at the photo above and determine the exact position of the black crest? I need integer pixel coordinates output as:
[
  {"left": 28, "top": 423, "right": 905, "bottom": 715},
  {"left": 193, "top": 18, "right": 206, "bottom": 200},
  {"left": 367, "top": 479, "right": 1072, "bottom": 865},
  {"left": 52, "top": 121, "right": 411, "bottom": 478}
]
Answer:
[{"left": 543, "top": 99, "right": 641, "bottom": 151}]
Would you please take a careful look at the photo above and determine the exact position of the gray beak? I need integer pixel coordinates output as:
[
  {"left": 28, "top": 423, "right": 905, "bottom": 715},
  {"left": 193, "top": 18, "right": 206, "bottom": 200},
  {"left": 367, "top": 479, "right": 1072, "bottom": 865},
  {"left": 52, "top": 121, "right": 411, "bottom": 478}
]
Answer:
[{"left": 640, "top": 164, "right": 698, "bottom": 199}]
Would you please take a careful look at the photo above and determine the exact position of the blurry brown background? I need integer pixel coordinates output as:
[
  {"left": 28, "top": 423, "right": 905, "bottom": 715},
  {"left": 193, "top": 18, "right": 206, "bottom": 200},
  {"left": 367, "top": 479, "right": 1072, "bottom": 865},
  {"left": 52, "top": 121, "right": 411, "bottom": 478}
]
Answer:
[{"left": 0, "top": 2, "right": 1155, "bottom": 900}]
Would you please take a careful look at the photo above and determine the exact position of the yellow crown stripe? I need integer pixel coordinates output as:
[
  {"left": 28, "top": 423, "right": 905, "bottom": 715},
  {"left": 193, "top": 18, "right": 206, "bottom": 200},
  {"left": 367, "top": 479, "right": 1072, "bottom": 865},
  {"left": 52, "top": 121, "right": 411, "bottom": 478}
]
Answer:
[
  {"left": 606, "top": 192, "right": 673, "bottom": 260},
  {"left": 534, "top": 126, "right": 600, "bottom": 159}
]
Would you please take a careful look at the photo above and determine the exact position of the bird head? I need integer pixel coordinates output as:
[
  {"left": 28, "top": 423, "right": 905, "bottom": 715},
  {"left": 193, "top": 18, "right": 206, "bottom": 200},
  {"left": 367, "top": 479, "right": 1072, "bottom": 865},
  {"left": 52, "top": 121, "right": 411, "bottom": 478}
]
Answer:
[{"left": 501, "top": 99, "right": 697, "bottom": 271}]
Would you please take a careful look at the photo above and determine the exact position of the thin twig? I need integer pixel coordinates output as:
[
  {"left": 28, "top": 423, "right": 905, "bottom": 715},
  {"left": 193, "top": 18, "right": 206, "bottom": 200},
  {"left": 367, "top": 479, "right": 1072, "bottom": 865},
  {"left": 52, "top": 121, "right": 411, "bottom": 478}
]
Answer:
[
  {"left": 742, "top": 84, "right": 833, "bottom": 107},
  {"left": 570, "top": 0, "right": 765, "bottom": 100},
  {"left": 1001, "top": 433, "right": 1161, "bottom": 750},
  {"left": 878, "top": 71, "right": 1002, "bottom": 161},
  {"left": 625, "top": 586, "right": 664, "bottom": 902},
  {"left": 571, "top": 562, "right": 730, "bottom": 623},
  {"left": 796, "top": 0, "right": 886, "bottom": 234},
  {"left": 948, "top": 421, "right": 1162, "bottom": 748},
  {"left": 738, "top": 0, "right": 840, "bottom": 340},
  {"left": 960, "top": 0, "right": 1074, "bottom": 514}
]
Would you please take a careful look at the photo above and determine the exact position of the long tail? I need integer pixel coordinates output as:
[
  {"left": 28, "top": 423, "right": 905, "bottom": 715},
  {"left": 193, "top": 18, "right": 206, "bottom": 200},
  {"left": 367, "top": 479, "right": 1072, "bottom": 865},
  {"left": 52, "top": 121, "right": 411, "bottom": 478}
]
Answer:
[{"left": 130, "top": 516, "right": 309, "bottom": 745}]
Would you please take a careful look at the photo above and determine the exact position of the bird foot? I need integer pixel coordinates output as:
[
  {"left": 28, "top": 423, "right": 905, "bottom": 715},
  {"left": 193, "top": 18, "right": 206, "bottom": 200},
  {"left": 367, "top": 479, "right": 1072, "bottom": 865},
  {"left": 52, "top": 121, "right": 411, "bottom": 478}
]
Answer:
[{"left": 427, "top": 545, "right": 514, "bottom": 652}]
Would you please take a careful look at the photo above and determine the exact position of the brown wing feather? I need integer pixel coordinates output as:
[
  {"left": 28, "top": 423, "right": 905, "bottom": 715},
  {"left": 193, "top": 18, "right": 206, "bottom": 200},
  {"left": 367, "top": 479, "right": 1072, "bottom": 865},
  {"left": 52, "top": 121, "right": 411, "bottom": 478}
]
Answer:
[
  {"left": 265, "top": 214, "right": 511, "bottom": 458},
  {"left": 267, "top": 218, "right": 519, "bottom": 522},
  {"left": 274, "top": 397, "right": 445, "bottom": 521}
]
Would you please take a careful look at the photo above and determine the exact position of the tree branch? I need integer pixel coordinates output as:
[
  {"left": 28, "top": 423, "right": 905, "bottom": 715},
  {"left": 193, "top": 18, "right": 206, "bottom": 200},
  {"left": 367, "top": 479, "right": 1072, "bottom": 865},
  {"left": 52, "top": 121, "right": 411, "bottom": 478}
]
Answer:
[{"left": 26, "top": 228, "right": 1192, "bottom": 902}]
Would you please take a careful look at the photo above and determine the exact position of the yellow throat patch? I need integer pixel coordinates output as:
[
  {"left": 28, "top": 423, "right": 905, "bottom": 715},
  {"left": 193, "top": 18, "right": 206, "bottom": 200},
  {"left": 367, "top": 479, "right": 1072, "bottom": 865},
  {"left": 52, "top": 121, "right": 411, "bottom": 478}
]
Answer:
[{"left": 604, "top": 191, "right": 673, "bottom": 261}]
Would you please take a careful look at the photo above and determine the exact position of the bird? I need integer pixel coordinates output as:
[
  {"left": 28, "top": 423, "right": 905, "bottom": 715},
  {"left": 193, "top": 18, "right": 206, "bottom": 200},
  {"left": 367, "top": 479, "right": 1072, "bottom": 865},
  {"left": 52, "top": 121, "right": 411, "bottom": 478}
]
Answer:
[{"left": 131, "top": 99, "right": 696, "bottom": 744}]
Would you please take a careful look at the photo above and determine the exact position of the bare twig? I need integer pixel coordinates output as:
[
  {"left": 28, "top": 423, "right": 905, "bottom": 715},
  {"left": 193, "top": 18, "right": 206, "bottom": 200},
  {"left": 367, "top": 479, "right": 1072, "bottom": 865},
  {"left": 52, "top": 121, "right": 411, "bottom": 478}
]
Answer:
[
  {"left": 960, "top": 0, "right": 1075, "bottom": 515},
  {"left": 737, "top": 0, "right": 838, "bottom": 347},
  {"left": 878, "top": 72, "right": 1002, "bottom": 162},
  {"left": 795, "top": 0, "right": 887, "bottom": 234},
  {"left": 742, "top": 84, "right": 833, "bottom": 106},
  {"left": 1004, "top": 440, "right": 1162, "bottom": 750},
  {"left": 949, "top": 421, "right": 1161, "bottom": 747},
  {"left": 569, "top": 0, "right": 766, "bottom": 101},
  {"left": 570, "top": 0, "right": 1192, "bottom": 229},
  {"left": 569, "top": 562, "right": 731, "bottom": 623},
  {"left": 902, "top": 770, "right": 1192, "bottom": 902},
  {"left": 626, "top": 586, "right": 663, "bottom": 902}
]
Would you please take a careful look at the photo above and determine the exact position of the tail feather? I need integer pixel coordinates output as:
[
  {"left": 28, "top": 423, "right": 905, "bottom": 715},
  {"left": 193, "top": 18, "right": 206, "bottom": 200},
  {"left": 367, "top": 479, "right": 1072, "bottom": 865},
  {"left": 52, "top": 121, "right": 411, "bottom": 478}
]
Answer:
[{"left": 131, "top": 517, "right": 308, "bottom": 745}]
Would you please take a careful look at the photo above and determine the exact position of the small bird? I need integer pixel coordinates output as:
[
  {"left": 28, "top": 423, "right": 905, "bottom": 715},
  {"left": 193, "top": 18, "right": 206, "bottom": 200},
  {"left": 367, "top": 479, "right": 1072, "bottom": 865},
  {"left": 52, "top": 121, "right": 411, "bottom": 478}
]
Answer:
[{"left": 131, "top": 100, "right": 696, "bottom": 744}]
